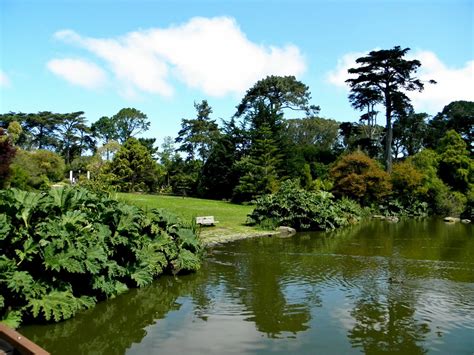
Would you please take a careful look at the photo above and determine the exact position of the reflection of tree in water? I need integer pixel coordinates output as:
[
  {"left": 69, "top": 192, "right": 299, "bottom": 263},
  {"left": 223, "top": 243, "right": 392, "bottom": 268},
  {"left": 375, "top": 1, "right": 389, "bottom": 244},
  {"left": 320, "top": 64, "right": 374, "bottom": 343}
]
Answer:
[
  {"left": 215, "top": 239, "right": 319, "bottom": 338},
  {"left": 348, "top": 265, "right": 430, "bottom": 354},
  {"left": 21, "top": 272, "right": 211, "bottom": 355}
]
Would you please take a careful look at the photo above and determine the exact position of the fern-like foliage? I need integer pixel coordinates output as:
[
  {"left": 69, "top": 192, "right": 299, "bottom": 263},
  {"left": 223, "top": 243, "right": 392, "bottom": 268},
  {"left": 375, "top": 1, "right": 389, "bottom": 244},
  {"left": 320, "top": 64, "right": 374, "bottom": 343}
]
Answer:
[
  {"left": 171, "top": 249, "right": 202, "bottom": 274},
  {"left": 130, "top": 268, "right": 154, "bottom": 287},
  {"left": 92, "top": 276, "right": 128, "bottom": 298},
  {"left": 1, "top": 310, "right": 23, "bottom": 328},
  {"left": 0, "top": 214, "right": 11, "bottom": 239},
  {"left": 28, "top": 290, "right": 96, "bottom": 322},
  {"left": 0, "top": 186, "right": 203, "bottom": 327}
]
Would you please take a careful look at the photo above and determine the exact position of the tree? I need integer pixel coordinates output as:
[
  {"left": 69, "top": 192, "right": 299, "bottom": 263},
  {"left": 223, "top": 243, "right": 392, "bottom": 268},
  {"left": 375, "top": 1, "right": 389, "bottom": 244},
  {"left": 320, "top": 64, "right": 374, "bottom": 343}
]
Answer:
[
  {"left": 392, "top": 111, "right": 429, "bottom": 157},
  {"left": 175, "top": 100, "right": 220, "bottom": 162},
  {"left": 234, "top": 76, "right": 320, "bottom": 185},
  {"left": 330, "top": 151, "right": 392, "bottom": 205},
  {"left": 428, "top": 101, "right": 474, "bottom": 155},
  {"left": 0, "top": 112, "right": 29, "bottom": 148},
  {"left": 346, "top": 46, "right": 435, "bottom": 172},
  {"left": 57, "top": 111, "right": 91, "bottom": 165},
  {"left": 233, "top": 123, "right": 281, "bottom": 202},
  {"left": 0, "top": 128, "right": 17, "bottom": 188},
  {"left": 285, "top": 117, "right": 340, "bottom": 151},
  {"left": 391, "top": 160, "right": 424, "bottom": 199},
  {"left": 282, "top": 117, "right": 341, "bottom": 187},
  {"left": 24, "top": 111, "right": 62, "bottom": 150},
  {"left": 437, "top": 130, "right": 473, "bottom": 192},
  {"left": 138, "top": 138, "right": 159, "bottom": 160},
  {"left": 197, "top": 118, "right": 246, "bottom": 200},
  {"left": 338, "top": 121, "right": 384, "bottom": 158},
  {"left": 235, "top": 75, "right": 319, "bottom": 119},
  {"left": 112, "top": 108, "right": 150, "bottom": 144},
  {"left": 349, "top": 87, "right": 383, "bottom": 144},
  {"left": 158, "top": 136, "right": 177, "bottom": 188},
  {"left": 7, "top": 121, "right": 22, "bottom": 144},
  {"left": 91, "top": 116, "right": 118, "bottom": 142},
  {"left": 9, "top": 149, "right": 65, "bottom": 190},
  {"left": 104, "top": 138, "right": 161, "bottom": 192}
]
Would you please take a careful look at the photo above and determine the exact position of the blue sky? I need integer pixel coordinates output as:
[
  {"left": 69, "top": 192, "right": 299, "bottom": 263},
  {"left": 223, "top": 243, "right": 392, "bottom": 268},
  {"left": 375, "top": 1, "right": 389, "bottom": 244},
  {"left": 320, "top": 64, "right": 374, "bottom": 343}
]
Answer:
[{"left": 1, "top": 0, "right": 473, "bottom": 145}]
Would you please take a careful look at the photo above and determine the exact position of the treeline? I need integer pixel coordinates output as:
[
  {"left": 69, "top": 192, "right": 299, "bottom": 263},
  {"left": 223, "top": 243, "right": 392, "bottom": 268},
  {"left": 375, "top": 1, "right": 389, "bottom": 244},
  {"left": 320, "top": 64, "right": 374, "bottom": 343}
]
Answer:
[{"left": 0, "top": 47, "right": 473, "bottom": 218}]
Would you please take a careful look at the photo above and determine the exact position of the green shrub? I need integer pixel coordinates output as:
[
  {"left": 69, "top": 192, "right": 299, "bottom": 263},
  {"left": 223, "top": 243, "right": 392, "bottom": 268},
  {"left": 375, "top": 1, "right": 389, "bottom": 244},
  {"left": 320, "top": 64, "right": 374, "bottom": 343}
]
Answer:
[
  {"left": 437, "top": 130, "right": 473, "bottom": 193},
  {"left": 9, "top": 150, "right": 65, "bottom": 190},
  {"left": 247, "top": 180, "right": 362, "bottom": 231},
  {"left": 435, "top": 190, "right": 467, "bottom": 217},
  {"left": 410, "top": 149, "right": 471, "bottom": 216},
  {"left": 391, "top": 160, "right": 424, "bottom": 197},
  {"left": 0, "top": 187, "right": 203, "bottom": 328}
]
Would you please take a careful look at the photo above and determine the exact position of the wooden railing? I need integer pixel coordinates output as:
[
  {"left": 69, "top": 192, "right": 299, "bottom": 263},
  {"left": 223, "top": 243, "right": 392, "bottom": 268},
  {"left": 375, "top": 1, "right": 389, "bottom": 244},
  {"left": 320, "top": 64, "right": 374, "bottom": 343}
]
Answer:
[{"left": 0, "top": 324, "right": 49, "bottom": 355}]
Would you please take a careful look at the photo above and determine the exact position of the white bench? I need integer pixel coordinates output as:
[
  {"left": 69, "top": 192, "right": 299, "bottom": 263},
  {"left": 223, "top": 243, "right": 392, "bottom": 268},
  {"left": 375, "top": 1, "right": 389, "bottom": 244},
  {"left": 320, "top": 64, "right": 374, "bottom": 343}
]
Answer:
[{"left": 196, "top": 216, "right": 219, "bottom": 226}]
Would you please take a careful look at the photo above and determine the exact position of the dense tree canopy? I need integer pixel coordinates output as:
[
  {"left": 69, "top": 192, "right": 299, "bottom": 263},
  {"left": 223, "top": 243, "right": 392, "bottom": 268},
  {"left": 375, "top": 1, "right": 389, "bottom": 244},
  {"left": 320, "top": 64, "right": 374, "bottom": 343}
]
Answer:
[
  {"left": 428, "top": 101, "right": 474, "bottom": 154},
  {"left": 0, "top": 54, "right": 472, "bottom": 218}
]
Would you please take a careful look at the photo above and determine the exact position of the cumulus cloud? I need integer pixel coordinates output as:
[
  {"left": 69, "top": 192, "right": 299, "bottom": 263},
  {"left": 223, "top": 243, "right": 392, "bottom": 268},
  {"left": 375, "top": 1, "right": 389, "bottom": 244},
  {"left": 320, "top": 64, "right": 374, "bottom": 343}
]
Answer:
[
  {"left": 326, "top": 49, "right": 474, "bottom": 113},
  {"left": 409, "top": 51, "right": 474, "bottom": 112},
  {"left": 47, "top": 58, "right": 108, "bottom": 89},
  {"left": 326, "top": 50, "right": 373, "bottom": 89},
  {"left": 50, "top": 17, "right": 306, "bottom": 98},
  {"left": 0, "top": 70, "right": 11, "bottom": 87}
]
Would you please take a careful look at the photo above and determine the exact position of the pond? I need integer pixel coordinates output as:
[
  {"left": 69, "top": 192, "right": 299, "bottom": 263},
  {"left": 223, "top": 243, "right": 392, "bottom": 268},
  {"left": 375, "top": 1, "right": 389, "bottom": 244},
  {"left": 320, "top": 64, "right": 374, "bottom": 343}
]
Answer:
[{"left": 21, "top": 218, "right": 474, "bottom": 354}]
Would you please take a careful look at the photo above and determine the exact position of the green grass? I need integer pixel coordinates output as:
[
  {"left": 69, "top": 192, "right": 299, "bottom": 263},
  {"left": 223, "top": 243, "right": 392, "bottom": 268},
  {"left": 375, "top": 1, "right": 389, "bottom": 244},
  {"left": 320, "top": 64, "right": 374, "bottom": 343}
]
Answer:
[{"left": 118, "top": 193, "right": 269, "bottom": 242}]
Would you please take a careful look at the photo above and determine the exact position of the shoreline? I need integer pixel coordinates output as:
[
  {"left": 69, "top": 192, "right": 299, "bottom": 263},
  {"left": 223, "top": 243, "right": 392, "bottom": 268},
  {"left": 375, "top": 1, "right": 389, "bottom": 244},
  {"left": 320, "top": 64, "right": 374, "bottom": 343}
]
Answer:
[{"left": 200, "top": 227, "right": 296, "bottom": 247}]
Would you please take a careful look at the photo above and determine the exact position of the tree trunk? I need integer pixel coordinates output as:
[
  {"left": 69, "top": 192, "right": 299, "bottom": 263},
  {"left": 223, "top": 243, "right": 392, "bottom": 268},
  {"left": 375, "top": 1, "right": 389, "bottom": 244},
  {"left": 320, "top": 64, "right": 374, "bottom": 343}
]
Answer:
[{"left": 385, "top": 93, "right": 393, "bottom": 173}]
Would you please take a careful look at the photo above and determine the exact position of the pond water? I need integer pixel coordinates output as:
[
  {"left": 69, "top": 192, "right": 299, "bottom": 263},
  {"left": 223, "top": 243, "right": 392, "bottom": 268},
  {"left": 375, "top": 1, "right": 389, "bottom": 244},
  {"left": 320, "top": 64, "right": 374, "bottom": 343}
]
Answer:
[{"left": 21, "top": 219, "right": 474, "bottom": 354}]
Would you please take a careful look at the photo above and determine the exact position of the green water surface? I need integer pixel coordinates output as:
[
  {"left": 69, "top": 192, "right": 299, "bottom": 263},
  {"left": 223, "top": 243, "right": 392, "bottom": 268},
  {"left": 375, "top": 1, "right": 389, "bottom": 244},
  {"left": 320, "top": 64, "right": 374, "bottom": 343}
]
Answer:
[{"left": 21, "top": 218, "right": 474, "bottom": 354}]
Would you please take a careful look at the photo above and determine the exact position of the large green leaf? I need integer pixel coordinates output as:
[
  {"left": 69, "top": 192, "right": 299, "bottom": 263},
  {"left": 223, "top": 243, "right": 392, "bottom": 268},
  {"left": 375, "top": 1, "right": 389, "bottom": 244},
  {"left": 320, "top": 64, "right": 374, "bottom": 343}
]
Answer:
[
  {"left": 28, "top": 290, "right": 94, "bottom": 322},
  {"left": 0, "top": 214, "right": 11, "bottom": 239},
  {"left": 10, "top": 189, "right": 43, "bottom": 228},
  {"left": 0, "top": 310, "right": 22, "bottom": 329}
]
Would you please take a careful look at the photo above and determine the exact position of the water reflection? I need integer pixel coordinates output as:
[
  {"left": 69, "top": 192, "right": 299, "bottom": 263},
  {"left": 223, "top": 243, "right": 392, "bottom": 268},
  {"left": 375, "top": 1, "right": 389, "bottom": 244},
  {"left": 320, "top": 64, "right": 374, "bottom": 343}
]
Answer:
[{"left": 20, "top": 219, "right": 474, "bottom": 354}]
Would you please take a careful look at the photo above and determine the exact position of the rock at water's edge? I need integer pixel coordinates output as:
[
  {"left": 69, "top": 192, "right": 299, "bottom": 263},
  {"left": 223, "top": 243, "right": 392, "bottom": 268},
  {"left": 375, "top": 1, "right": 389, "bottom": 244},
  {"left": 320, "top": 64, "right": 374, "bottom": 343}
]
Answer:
[
  {"left": 444, "top": 217, "right": 461, "bottom": 223},
  {"left": 277, "top": 226, "right": 297, "bottom": 236}
]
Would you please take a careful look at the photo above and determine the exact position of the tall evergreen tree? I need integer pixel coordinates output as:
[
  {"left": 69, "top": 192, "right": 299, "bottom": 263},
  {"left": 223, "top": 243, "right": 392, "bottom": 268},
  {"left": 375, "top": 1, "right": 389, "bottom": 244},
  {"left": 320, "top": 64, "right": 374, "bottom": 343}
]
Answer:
[
  {"left": 104, "top": 138, "right": 160, "bottom": 192},
  {"left": 233, "top": 123, "right": 281, "bottom": 202},
  {"left": 346, "top": 46, "right": 435, "bottom": 172},
  {"left": 175, "top": 100, "right": 220, "bottom": 162}
]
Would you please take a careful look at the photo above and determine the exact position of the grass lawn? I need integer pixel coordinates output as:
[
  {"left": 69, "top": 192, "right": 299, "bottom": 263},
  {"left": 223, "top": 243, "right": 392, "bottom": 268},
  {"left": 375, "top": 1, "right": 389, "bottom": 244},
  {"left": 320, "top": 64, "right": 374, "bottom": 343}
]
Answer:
[{"left": 118, "top": 193, "right": 270, "bottom": 242}]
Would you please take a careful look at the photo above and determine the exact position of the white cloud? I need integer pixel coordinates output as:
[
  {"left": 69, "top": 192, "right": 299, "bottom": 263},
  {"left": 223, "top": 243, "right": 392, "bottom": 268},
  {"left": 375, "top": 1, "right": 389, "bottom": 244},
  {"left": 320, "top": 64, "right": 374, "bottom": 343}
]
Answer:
[
  {"left": 50, "top": 17, "right": 306, "bottom": 98},
  {"left": 409, "top": 51, "right": 474, "bottom": 112},
  {"left": 0, "top": 70, "right": 11, "bottom": 87},
  {"left": 47, "top": 58, "right": 108, "bottom": 89},
  {"left": 326, "top": 49, "right": 474, "bottom": 113},
  {"left": 326, "top": 50, "right": 371, "bottom": 89}
]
